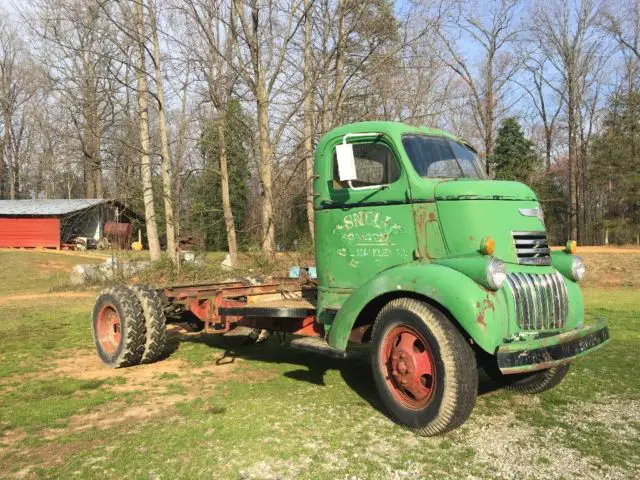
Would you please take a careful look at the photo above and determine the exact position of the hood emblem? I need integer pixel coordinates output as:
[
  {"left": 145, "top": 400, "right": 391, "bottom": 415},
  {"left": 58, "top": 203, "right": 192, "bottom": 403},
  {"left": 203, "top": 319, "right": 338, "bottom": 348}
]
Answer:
[{"left": 519, "top": 206, "right": 545, "bottom": 225}]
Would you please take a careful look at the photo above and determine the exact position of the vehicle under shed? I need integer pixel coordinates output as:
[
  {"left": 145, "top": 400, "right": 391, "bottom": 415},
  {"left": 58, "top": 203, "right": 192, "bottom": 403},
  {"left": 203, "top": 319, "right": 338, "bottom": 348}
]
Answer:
[{"left": 0, "top": 199, "right": 138, "bottom": 249}]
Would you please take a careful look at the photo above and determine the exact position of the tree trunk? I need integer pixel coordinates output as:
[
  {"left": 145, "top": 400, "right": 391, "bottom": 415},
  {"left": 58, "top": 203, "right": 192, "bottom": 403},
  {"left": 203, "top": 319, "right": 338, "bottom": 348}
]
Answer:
[
  {"left": 82, "top": 59, "right": 102, "bottom": 199},
  {"left": 10, "top": 156, "right": 17, "bottom": 199},
  {"left": 134, "top": 0, "right": 161, "bottom": 261},
  {"left": 484, "top": 58, "right": 494, "bottom": 175},
  {"left": 256, "top": 83, "right": 275, "bottom": 255},
  {"left": 174, "top": 72, "right": 190, "bottom": 238},
  {"left": 303, "top": 0, "right": 314, "bottom": 242},
  {"left": 218, "top": 119, "right": 238, "bottom": 266},
  {"left": 567, "top": 78, "right": 578, "bottom": 242},
  {"left": 545, "top": 127, "right": 552, "bottom": 171},
  {"left": 0, "top": 138, "right": 4, "bottom": 199},
  {"left": 332, "top": 0, "right": 346, "bottom": 125},
  {"left": 3, "top": 109, "right": 13, "bottom": 199},
  {"left": 148, "top": 0, "right": 177, "bottom": 264}
]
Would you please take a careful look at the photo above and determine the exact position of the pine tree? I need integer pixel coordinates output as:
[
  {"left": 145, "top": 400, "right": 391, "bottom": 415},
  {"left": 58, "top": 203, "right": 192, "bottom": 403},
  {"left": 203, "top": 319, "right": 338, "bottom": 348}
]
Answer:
[
  {"left": 492, "top": 118, "right": 540, "bottom": 183},
  {"left": 194, "top": 100, "right": 252, "bottom": 251}
]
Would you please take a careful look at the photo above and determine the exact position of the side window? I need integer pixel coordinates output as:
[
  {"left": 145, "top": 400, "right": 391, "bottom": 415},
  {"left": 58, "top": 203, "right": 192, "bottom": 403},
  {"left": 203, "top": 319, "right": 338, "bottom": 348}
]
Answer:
[{"left": 332, "top": 142, "right": 400, "bottom": 189}]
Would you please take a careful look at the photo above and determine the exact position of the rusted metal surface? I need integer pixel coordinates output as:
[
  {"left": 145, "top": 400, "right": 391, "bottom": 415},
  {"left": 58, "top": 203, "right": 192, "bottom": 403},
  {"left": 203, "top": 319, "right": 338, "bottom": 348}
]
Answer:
[
  {"left": 238, "top": 315, "right": 324, "bottom": 337},
  {"left": 381, "top": 325, "right": 436, "bottom": 409},
  {"left": 348, "top": 324, "right": 372, "bottom": 344},
  {"left": 168, "top": 281, "right": 319, "bottom": 336},
  {"left": 163, "top": 281, "right": 302, "bottom": 301},
  {"left": 497, "top": 322, "right": 610, "bottom": 374},
  {"left": 475, "top": 297, "right": 495, "bottom": 328},
  {"left": 95, "top": 304, "right": 121, "bottom": 354}
]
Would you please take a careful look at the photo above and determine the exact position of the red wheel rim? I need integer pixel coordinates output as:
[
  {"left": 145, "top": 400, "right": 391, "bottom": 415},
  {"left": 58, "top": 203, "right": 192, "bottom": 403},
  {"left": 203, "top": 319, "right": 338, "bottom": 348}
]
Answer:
[
  {"left": 96, "top": 304, "right": 122, "bottom": 354},
  {"left": 380, "top": 325, "right": 436, "bottom": 409}
]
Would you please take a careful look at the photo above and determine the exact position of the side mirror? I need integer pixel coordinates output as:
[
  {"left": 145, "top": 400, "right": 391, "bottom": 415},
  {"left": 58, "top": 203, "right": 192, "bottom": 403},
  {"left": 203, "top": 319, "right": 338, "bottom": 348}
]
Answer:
[{"left": 335, "top": 143, "right": 357, "bottom": 181}]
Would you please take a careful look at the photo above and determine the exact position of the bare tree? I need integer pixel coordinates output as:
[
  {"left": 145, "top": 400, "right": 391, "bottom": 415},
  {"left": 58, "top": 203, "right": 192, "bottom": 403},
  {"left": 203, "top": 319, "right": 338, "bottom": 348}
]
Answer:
[
  {"left": 517, "top": 57, "right": 564, "bottom": 170},
  {"left": 303, "top": 0, "right": 314, "bottom": 240},
  {"left": 133, "top": 0, "right": 162, "bottom": 260},
  {"left": 148, "top": 0, "right": 178, "bottom": 264},
  {"left": 532, "top": 0, "right": 606, "bottom": 241},
  {"left": 231, "top": 0, "right": 307, "bottom": 255},
  {"left": 435, "top": 0, "right": 522, "bottom": 170},
  {"left": 28, "top": 0, "right": 117, "bottom": 199},
  {"left": 179, "top": 0, "right": 241, "bottom": 266}
]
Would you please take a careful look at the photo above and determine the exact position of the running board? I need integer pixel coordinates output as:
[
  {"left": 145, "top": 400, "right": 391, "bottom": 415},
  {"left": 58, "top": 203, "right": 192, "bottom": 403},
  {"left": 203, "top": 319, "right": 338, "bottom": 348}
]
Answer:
[{"left": 289, "top": 337, "right": 347, "bottom": 359}]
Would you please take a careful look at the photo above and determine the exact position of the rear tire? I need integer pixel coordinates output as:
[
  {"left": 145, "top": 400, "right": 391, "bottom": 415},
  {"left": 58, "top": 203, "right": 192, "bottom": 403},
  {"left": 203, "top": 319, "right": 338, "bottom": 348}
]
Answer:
[
  {"left": 131, "top": 285, "right": 168, "bottom": 364},
  {"left": 371, "top": 298, "right": 478, "bottom": 436},
  {"left": 92, "top": 286, "right": 146, "bottom": 368},
  {"left": 486, "top": 363, "right": 571, "bottom": 394}
]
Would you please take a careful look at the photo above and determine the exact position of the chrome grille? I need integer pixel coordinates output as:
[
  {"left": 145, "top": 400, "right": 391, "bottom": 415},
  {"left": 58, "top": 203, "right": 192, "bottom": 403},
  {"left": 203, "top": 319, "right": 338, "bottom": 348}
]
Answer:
[
  {"left": 504, "top": 272, "right": 568, "bottom": 330},
  {"left": 512, "top": 231, "right": 551, "bottom": 265}
]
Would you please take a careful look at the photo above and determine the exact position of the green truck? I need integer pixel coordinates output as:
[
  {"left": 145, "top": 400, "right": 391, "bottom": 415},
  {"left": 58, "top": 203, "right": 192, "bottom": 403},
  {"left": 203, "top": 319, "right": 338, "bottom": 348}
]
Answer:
[{"left": 92, "top": 121, "right": 610, "bottom": 436}]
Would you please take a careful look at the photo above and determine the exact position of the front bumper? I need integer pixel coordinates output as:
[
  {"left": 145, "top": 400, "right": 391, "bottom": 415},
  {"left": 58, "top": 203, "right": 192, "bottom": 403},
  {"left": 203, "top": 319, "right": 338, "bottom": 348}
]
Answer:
[{"left": 497, "top": 320, "right": 610, "bottom": 374}]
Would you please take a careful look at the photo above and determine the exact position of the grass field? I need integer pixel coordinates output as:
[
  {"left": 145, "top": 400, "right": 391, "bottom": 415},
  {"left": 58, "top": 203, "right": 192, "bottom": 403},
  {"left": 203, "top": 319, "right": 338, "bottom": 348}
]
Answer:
[{"left": 0, "top": 249, "right": 638, "bottom": 479}]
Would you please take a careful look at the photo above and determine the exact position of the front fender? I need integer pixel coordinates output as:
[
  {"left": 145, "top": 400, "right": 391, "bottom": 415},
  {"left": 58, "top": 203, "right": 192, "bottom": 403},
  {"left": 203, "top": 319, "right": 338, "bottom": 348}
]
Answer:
[{"left": 327, "top": 262, "right": 508, "bottom": 353}]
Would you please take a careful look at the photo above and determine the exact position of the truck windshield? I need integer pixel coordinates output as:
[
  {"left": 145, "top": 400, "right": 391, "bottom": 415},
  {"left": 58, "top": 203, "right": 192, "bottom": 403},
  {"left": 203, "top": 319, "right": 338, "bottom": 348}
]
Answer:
[{"left": 401, "top": 134, "right": 486, "bottom": 179}]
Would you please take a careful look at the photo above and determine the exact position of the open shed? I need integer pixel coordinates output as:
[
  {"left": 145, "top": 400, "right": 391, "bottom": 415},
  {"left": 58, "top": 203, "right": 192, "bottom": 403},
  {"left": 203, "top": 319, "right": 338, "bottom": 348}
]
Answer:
[{"left": 0, "top": 199, "right": 136, "bottom": 249}]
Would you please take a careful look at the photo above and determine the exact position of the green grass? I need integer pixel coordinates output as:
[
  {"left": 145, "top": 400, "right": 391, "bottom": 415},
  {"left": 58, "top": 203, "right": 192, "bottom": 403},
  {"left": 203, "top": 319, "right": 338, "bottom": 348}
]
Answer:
[
  {"left": 0, "top": 250, "right": 638, "bottom": 479},
  {"left": 0, "top": 250, "right": 102, "bottom": 295},
  {"left": 0, "top": 301, "right": 94, "bottom": 378}
]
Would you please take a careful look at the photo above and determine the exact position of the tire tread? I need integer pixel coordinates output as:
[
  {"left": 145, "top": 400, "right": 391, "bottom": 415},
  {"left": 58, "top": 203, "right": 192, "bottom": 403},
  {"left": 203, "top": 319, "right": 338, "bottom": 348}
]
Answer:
[
  {"left": 93, "top": 286, "right": 146, "bottom": 368},
  {"left": 131, "top": 285, "right": 168, "bottom": 364},
  {"left": 371, "top": 298, "right": 478, "bottom": 436}
]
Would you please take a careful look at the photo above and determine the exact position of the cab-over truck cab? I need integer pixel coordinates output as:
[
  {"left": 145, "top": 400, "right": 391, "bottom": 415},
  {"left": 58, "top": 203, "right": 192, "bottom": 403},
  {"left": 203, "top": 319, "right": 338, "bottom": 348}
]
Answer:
[{"left": 313, "top": 121, "right": 609, "bottom": 435}]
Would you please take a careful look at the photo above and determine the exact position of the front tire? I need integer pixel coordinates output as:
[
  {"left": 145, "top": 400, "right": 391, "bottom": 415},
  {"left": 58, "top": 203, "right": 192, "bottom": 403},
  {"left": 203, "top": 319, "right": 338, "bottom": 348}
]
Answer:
[
  {"left": 92, "top": 286, "right": 146, "bottom": 368},
  {"left": 486, "top": 363, "right": 571, "bottom": 394},
  {"left": 371, "top": 298, "right": 478, "bottom": 436}
]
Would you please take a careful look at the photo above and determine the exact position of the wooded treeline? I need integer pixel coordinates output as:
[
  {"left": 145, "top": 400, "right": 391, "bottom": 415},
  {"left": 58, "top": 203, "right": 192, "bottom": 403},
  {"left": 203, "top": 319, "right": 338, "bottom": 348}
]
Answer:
[{"left": 1, "top": 0, "right": 639, "bottom": 262}]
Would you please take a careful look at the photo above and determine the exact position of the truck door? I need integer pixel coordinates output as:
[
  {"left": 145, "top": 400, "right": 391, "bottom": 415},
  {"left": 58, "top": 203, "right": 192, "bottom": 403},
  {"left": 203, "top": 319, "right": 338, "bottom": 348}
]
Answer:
[{"left": 314, "top": 135, "right": 417, "bottom": 291}]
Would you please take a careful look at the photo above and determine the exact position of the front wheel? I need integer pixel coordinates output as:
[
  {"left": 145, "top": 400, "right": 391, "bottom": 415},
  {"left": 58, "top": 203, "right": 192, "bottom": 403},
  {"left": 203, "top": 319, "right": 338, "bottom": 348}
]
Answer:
[{"left": 371, "top": 298, "right": 478, "bottom": 436}]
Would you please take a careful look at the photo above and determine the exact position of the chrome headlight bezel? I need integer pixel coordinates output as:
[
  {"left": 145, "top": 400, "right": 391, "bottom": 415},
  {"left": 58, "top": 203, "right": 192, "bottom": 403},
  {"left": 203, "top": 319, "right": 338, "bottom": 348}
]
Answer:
[
  {"left": 570, "top": 255, "right": 586, "bottom": 282},
  {"left": 486, "top": 258, "right": 507, "bottom": 290}
]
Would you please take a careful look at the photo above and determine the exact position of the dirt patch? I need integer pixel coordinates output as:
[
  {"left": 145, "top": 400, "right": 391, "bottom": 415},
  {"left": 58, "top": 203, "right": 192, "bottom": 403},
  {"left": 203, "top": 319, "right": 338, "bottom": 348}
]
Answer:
[
  {"left": 0, "top": 438, "right": 102, "bottom": 478},
  {"left": 0, "top": 292, "right": 97, "bottom": 305},
  {"left": 0, "top": 428, "right": 27, "bottom": 457},
  {"left": 53, "top": 348, "right": 241, "bottom": 387},
  {"left": 36, "top": 345, "right": 274, "bottom": 440},
  {"left": 581, "top": 252, "right": 640, "bottom": 289},
  {"left": 44, "top": 396, "right": 188, "bottom": 440}
]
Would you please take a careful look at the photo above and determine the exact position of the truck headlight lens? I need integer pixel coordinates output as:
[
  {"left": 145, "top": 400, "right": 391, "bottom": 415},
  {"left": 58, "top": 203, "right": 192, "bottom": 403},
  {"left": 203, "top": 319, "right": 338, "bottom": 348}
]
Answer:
[
  {"left": 486, "top": 258, "right": 506, "bottom": 290},
  {"left": 570, "top": 256, "right": 586, "bottom": 282}
]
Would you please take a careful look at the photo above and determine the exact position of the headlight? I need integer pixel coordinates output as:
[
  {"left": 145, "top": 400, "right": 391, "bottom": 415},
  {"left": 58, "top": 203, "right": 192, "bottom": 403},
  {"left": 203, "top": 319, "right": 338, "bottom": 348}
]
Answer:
[
  {"left": 570, "top": 256, "right": 586, "bottom": 282},
  {"left": 486, "top": 258, "right": 506, "bottom": 290}
]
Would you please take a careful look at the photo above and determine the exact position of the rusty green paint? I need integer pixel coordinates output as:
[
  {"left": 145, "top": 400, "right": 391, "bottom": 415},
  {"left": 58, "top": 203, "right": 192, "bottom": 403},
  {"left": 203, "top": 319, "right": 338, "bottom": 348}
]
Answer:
[
  {"left": 325, "top": 261, "right": 509, "bottom": 353},
  {"left": 311, "top": 121, "right": 607, "bottom": 371}
]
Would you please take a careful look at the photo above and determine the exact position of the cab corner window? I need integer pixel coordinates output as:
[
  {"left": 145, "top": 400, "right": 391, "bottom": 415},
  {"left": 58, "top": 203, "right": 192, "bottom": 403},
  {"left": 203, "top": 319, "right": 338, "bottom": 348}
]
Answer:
[{"left": 332, "top": 142, "right": 400, "bottom": 189}]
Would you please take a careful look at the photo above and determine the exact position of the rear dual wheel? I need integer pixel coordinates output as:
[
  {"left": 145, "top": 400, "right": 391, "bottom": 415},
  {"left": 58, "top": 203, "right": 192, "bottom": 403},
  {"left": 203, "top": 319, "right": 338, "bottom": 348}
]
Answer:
[
  {"left": 131, "top": 286, "right": 168, "bottom": 364},
  {"left": 92, "top": 286, "right": 167, "bottom": 368},
  {"left": 371, "top": 298, "right": 478, "bottom": 436}
]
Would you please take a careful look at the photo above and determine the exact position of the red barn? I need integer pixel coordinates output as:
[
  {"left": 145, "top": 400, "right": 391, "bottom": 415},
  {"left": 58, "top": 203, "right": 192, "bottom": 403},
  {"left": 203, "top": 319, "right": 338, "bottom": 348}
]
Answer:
[{"left": 0, "top": 199, "right": 134, "bottom": 249}]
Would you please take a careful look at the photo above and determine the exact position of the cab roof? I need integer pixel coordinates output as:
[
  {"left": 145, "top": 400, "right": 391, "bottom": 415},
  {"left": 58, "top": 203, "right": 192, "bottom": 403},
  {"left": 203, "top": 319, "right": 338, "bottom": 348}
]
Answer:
[{"left": 320, "top": 121, "right": 462, "bottom": 144}]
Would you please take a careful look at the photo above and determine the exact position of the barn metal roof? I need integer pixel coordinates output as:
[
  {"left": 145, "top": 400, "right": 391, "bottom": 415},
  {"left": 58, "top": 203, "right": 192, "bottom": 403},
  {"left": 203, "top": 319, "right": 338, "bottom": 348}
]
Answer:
[{"left": 0, "top": 199, "right": 116, "bottom": 216}]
